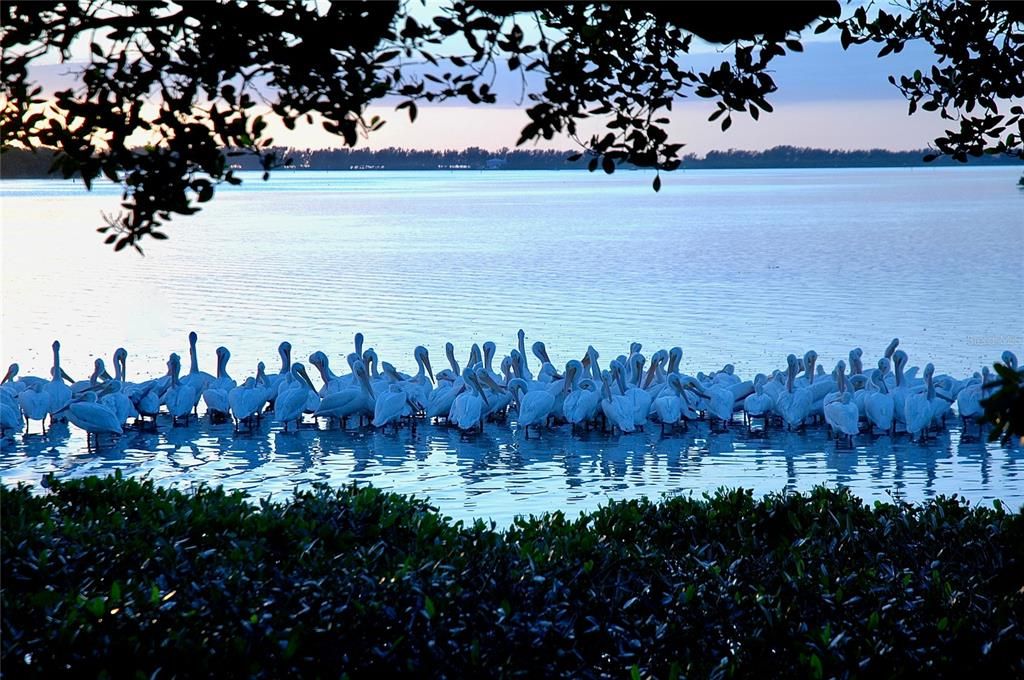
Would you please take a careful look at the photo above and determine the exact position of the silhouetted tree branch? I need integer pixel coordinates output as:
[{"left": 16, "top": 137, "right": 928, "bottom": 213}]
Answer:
[{"left": 2, "top": 1, "right": 1021, "bottom": 252}]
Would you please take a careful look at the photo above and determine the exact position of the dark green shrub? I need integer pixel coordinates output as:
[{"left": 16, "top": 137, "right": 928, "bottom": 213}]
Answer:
[{"left": 3, "top": 474, "right": 1022, "bottom": 678}]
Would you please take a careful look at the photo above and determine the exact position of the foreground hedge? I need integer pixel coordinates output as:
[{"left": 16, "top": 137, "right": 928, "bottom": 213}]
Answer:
[{"left": 2, "top": 475, "right": 1022, "bottom": 678}]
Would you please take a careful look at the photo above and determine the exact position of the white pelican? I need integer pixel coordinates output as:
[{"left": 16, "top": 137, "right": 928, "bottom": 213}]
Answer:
[
  {"left": 1, "top": 390, "right": 23, "bottom": 437},
  {"left": 163, "top": 353, "right": 197, "bottom": 427},
  {"left": 761, "top": 370, "right": 786, "bottom": 410},
  {"left": 884, "top": 338, "right": 900, "bottom": 362},
  {"left": 776, "top": 355, "right": 812, "bottom": 431},
  {"left": 481, "top": 341, "right": 502, "bottom": 384},
  {"left": 449, "top": 367, "right": 488, "bottom": 432},
  {"left": 475, "top": 371, "right": 513, "bottom": 419},
  {"left": 100, "top": 380, "right": 137, "bottom": 426},
  {"left": 712, "top": 364, "right": 741, "bottom": 387},
  {"left": 801, "top": 351, "right": 834, "bottom": 423},
  {"left": 67, "top": 390, "right": 122, "bottom": 448},
  {"left": 70, "top": 358, "right": 109, "bottom": 396},
  {"left": 864, "top": 369, "right": 895, "bottom": 435},
  {"left": 443, "top": 342, "right": 461, "bottom": 377},
  {"left": 849, "top": 348, "right": 864, "bottom": 376},
  {"left": 373, "top": 384, "right": 416, "bottom": 429},
  {"left": 229, "top": 377, "right": 266, "bottom": 431},
  {"left": 314, "top": 360, "right": 374, "bottom": 427},
  {"left": 427, "top": 369, "right": 464, "bottom": 423},
  {"left": 956, "top": 368, "right": 986, "bottom": 436},
  {"left": 929, "top": 376, "right": 956, "bottom": 427},
  {"left": 466, "top": 343, "right": 482, "bottom": 372},
  {"left": 562, "top": 360, "right": 597, "bottom": 430},
  {"left": 516, "top": 329, "right": 533, "bottom": 381},
  {"left": 265, "top": 341, "right": 293, "bottom": 402},
  {"left": 309, "top": 351, "right": 343, "bottom": 396},
  {"left": 133, "top": 382, "right": 163, "bottom": 431},
  {"left": 824, "top": 392, "right": 860, "bottom": 446},
  {"left": 904, "top": 363, "right": 937, "bottom": 442},
  {"left": 642, "top": 350, "right": 670, "bottom": 400},
  {"left": 531, "top": 341, "right": 557, "bottom": 381},
  {"left": 17, "top": 382, "right": 50, "bottom": 434},
  {"left": 743, "top": 374, "right": 774, "bottom": 429},
  {"left": 202, "top": 346, "right": 236, "bottom": 421},
  {"left": 1002, "top": 351, "right": 1019, "bottom": 372},
  {"left": 406, "top": 346, "right": 434, "bottom": 411},
  {"left": 2, "top": 363, "right": 45, "bottom": 396},
  {"left": 823, "top": 361, "right": 850, "bottom": 413},
  {"left": 618, "top": 355, "right": 653, "bottom": 431},
  {"left": 600, "top": 369, "right": 635, "bottom": 434},
  {"left": 508, "top": 377, "right": 555, "bottom": 439},
  {"left": 890, "top": 350, "right": 912, "bottom": 428},
  {"left": 181, "top": 331, "right": 214, "bottom": 413},
  {"left": 275, "top": 363, "right": 319, "bottom": 432},
  {"left": 44, "top": 341, "right": 72, "bottom": 425},
  {"left": 647, "top": 374, "right": 688, "bottom": 432}
]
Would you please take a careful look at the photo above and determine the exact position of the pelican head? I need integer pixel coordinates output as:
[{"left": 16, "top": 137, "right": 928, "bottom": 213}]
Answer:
[
  {"left": 2, "top": 363, "right": 17, "bottom": 384},
  {"left": 564, "top": 359, "right": 582, "bottom": 384},
  {"left": 167, "top": 353, "right": 182, "bottom": 381},
  {"left": 279, "top": 342, "right": 292, "bottom": 372},
  {"left": 532, "top": 341, "right": 552, "bottom": 366},
  {"left": 1002, "top": 351, "right": 1018, "bottom": 372},
  {"left": 415, "top": 345, "right": 433, "bottom": 382},
  {"left": 507, "top": 377, "right": 528, "bottom": 400},
  {"left": 382, "top": 361, "right": 401, "bottom": 382},
  {"left": 309, "top": 351, "right": 326, "bottom": 371},
  {"left": 467, "top": 368, "right": 490, "bottom": 407},
  {"left": 803, "top": 351, "right": 817, "bottom": 375},
  {"left": 354, "top": 333, "right": 364, "bottom": 356},
  {"left": 668, "top": 347, "right": 682, "bottom": 373},
  {"left": 292, "top": 362, "right": 316, "bottom": 391},
  {"left": 885, "top": 338, "right": 900, "bottom": 359},
  {"left": 346, "top": 353, "right": 360, "bottom": 371},
  {"left": 445, "top": 342, "right": 460, "bottom": 376}
]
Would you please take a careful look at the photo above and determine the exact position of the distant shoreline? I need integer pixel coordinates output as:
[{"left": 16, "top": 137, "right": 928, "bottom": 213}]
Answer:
[{"left": 2, "top": 145, "right": 1020, "bottom": 179}]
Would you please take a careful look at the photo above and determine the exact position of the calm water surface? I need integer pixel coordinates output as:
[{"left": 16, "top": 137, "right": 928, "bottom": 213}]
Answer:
[{"left": 2, "top": 168, "right": 1022, "bottom": 522}]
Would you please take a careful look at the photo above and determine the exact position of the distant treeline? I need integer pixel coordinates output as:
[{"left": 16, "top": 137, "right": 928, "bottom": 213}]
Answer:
[{"left": 2, "top": 144, "right": 1020, "bottom": 179}]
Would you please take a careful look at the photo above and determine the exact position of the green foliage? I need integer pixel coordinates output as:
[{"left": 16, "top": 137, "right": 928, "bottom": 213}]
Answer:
[
  {"left": 3, "top": 475, "right": 1023, "bottom": 677},
  {"left": 2, "top": 1, "right": 1021, "bottom": 251},
  {"left": 822, "top": 1, "right": 1024, "bottom": 164},
  {"left": 983, "top": 362, "right": 1024, "bottom": 446}
]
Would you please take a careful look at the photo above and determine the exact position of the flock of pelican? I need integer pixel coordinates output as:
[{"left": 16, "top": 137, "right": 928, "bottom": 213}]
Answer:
[{"left": 0, "top": 331, "right": 1015, "bottom": 448}]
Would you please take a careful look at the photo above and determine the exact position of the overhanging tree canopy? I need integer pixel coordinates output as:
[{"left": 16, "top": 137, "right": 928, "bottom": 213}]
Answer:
[{"left": 2, "top": 0, "right": 1022, "bottom": 252}]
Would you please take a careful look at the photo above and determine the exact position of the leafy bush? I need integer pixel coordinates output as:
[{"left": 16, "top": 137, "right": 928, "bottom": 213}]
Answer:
[{"left": 3, "top": 474, "right": 1022, "bottom": 678}]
